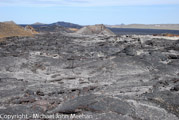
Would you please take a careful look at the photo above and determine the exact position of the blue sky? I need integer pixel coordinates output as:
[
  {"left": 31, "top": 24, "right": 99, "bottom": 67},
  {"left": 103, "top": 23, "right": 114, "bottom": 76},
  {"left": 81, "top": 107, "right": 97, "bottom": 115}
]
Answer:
[{"left": 0, "top": 0, "right": 179, "bottom": 25}]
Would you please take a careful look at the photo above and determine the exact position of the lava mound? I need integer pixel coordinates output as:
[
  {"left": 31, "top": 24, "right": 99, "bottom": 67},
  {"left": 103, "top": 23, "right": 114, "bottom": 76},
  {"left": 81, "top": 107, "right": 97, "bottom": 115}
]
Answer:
[{"left": 76, "top": 24, "right": 116, "bottom": 36}]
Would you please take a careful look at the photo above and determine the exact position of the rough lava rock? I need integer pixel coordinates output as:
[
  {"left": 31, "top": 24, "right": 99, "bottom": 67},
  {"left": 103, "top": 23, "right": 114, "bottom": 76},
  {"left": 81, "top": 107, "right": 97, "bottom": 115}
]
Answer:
[{"left": 0, "top": 32, "right": 179, "bottom": 120}]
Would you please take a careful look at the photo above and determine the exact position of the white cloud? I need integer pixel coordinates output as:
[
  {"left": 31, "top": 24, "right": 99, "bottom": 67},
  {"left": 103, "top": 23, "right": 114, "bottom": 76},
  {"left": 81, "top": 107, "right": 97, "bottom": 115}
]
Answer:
[{"left": 0, "top": 0, "right": 179, "bottom": 7}]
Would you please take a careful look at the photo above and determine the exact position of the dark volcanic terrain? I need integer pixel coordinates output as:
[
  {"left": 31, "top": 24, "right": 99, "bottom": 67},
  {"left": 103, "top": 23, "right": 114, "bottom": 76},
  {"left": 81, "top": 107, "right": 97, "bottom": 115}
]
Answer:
[{"left": 0, "top": 29, "right": 179, "bottom": 120}]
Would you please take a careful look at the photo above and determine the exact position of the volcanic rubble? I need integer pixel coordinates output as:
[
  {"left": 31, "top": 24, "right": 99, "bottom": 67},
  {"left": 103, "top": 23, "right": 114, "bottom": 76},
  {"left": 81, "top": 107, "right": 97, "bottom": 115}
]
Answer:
[{"left": 0, "top": 31, "right": 179, "bottom": 120}]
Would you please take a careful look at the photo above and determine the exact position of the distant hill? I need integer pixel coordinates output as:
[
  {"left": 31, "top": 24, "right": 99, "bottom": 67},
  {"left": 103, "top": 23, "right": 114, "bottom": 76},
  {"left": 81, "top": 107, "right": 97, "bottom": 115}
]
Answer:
[
  {"left": 19, "top": 21, "right": 82, "bottom": 33},
  {"left": 33, "top": 25, "right": 71, "bottom": 33},
  {"left": 32, "top": 22, "right": 45, "bottom": 25},
  {"left": 0, "top": 22, "right": 37, "bottom": 38},
  {"left": 50, "top": 21, "right": 82, "bottom": 29},
  {"left": 76, "top": 24, "right": 116, "bottom": 36},
  {"left": 107, "top": 24, "right": 179, "bottom": 30}
]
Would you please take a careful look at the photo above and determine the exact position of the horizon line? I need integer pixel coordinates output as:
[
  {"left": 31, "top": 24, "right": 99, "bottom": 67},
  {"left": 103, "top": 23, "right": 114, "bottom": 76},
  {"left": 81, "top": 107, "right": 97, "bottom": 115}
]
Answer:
[{"left": 1, "top": 21, "right": 179, "bottom": 25}]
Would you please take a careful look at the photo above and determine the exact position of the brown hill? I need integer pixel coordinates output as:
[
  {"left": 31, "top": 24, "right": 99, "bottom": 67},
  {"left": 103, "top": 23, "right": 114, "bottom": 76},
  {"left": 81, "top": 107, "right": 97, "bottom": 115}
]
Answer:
[
  {"left": 3, "top": 21, "right": 16, "bottom": 24},
  {"left": 76, "top": 24, "right": 116, "bottom": 36},
  {"left": 0, "top": 22, "right": 37, "bottom": 38}
]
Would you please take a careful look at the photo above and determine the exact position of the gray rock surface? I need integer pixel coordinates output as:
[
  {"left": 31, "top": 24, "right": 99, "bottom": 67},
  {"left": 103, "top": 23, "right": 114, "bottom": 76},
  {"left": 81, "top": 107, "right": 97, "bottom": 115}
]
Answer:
[{"left": 0, "top": 33, "right": 179, "bottom": 120}]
